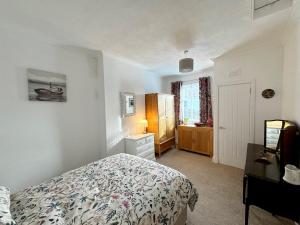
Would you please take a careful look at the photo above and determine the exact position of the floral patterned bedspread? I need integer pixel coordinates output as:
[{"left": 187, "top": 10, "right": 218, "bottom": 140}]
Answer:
[{"left": 10, "top": 153, "right": 198, "bottom": 225}]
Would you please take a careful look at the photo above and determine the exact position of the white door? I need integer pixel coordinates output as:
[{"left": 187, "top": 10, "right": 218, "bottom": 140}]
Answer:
[{"left": 218, "top": 83, "right": 253, "bottom": 169}]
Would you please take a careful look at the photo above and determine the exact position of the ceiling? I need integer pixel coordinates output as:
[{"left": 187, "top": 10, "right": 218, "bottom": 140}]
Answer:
[{"left": 0, "top": 0, "right": 294, "bottom": 76}]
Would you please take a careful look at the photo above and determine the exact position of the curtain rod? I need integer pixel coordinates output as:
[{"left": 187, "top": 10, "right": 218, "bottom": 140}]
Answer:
[
  {"left": 171, "top": 76, "right": 211, "bottom": 84},
  {"left": 183, "top": 79, "right": 199, "bottom": 83},
  {"left": 182, "top": 76, "right": 210, "bottom": 83}
]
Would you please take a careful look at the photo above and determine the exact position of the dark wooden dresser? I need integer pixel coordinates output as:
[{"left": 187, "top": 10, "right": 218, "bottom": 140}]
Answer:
[{"left": 243, "top": 143, "right": 300, "bottom": 225}]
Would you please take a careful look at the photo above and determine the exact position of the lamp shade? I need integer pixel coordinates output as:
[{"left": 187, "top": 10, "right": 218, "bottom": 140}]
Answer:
[
  {"left": 141, "top": 119, "right": 148, "bottom": 127},
  {"left": 179, "top": 58, "right": 194, "bottom": 73}
]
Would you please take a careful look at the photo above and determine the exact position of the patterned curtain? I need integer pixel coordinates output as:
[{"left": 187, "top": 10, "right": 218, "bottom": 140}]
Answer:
[
  {"left": 171, "top": 81, "right": 183, "bottom": 127},
  {"left": 199, "top": 77, "right": 213, "bottom": 125}
]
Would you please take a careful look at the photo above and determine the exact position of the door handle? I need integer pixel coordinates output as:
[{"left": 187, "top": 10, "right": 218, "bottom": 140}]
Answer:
[{"left": 219, "top": 126, "right": 226, "bottom": 130}]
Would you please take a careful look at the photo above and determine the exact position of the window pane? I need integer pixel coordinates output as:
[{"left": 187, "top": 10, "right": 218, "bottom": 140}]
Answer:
[{"left": 180, "top": 82, "right": 200, "bottom": 124}]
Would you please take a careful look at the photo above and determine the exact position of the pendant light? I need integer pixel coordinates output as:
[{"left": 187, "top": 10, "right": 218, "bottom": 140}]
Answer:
[{"left": 179, "top": 50, "right": 193, "bottom": 73}]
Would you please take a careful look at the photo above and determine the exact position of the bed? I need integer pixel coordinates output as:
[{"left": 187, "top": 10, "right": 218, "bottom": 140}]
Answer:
[{"left": 9, "top": 153, "right": 198, "bottom": 225}]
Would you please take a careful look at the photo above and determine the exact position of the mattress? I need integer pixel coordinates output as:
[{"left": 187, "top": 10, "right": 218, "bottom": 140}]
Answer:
[{"left": 10, "top": 153, "right": 198, "bottom": 225}]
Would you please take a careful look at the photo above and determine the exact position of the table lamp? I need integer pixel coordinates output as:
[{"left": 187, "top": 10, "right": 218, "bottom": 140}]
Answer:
[{"left": 141, "top": 119, "right": 148, "bottom": 134}]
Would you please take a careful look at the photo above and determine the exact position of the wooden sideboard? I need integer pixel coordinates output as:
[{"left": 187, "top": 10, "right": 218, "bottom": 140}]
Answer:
[{"left": 178, "top": 125, "right": 213, "bottom": 157}]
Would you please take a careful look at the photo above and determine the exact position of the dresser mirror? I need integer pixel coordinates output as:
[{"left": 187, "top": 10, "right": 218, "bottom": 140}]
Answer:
[
  {"left": 264, "top": 120, "right": 285, "bottom": 151},
  {"left": 264, "top": 120, "right": 294, "bottom": 151}
]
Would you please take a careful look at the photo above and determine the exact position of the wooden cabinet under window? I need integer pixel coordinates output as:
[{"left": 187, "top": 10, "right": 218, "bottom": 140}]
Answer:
[
  {"left": 145, "top": 93, "right": 175, "bottom": 156},
  {"left": 178, "top": 125, "right": 213, "bottom": 157}
]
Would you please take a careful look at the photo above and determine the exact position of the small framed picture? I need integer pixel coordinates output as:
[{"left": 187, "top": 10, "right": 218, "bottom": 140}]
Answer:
[{"left": 121, "top": 92, "right": 136, "bottom": 117}]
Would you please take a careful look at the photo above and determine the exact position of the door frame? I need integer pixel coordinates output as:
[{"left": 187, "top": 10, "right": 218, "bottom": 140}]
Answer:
[{"left": 212, "top": 79, "right": 256, "bottom": 164}]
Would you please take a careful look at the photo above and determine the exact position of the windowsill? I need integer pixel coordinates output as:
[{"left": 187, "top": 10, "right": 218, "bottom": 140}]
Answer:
[
  {"left": 180, "top": 124, "right": 196, "bottom": 127},
  {"left": 180, "top": 122, "right": 199, "bottom": 126},
  {"left": 179, "top": 124, "right": 213, "bottom": 129}
]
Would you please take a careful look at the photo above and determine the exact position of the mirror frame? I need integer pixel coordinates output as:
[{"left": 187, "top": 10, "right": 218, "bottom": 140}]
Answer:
[{"left": 264, "top": 119, "right": 285, "bottom": 152}]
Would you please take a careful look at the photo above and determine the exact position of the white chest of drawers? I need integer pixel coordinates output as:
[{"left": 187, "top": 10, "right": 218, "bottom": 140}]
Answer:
[{"left": 125, "top": 133, "right": 156, "bottom": 161}]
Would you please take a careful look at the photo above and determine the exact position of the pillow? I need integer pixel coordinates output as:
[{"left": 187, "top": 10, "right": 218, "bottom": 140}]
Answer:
[{"left": 0, "top": 186, "right": 15, "bottom": 225}]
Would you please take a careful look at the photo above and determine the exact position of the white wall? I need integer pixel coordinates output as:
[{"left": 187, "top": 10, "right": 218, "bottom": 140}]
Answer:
[
  {"left": 144, "top": 71, "right": 162, "bottom": 93},
  {"left": 0, "top": 31, "right": 107, "bottom": 192},
  {"left": 0, "top": 28, "right": 161, "bottom": 191},
  {"left": 282, "top": 13, "right": 300, "bottom": 125},
  {"left": 103, "top": 54, "right": 161, "bottom": 155},
  {"left": 214, "top": 43, "right": 283, "bottom": 149},
  {"left": 161, "top": 68, "right": 214, "bottom": 94}
]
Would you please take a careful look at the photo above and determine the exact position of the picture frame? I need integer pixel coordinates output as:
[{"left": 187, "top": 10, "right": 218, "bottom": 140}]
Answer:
[
  {"left": 120, "top": 92, "right": 136, "bottom": 117},
  {"left": 28, "top": 68, "right": 67, "bottom": 102}
]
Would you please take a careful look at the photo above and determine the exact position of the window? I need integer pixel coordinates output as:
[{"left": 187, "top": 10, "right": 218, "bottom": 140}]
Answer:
[{"left": 180, "top": 82, "right": 200, "bottom": 124}]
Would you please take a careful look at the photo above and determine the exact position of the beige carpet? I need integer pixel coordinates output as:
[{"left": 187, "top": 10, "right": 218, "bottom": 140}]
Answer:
[{"left": 157, "top": 149, "right": 294, "bottom": 225}]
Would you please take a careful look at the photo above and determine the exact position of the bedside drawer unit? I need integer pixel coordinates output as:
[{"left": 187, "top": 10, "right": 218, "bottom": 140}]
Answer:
[
  {"left": 138, "top": 148, "right": 155, "bottom": 158},
  {"left": 137, "top": 142, "right": 154, "bottom": 154},
  {"left": 125, "top": 133, "right": 156, "bottom": 161},
  {"left": 136, "top": 138, "right": 146, "bottom": 147},
  {"left": 146, "top": 135, "right": 154, "bottom": 144}
]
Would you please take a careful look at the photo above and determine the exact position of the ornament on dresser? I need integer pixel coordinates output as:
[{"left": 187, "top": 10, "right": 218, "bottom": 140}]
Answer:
[{"left": 283, "top": 164, "right": 300, "bottom": 186}]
